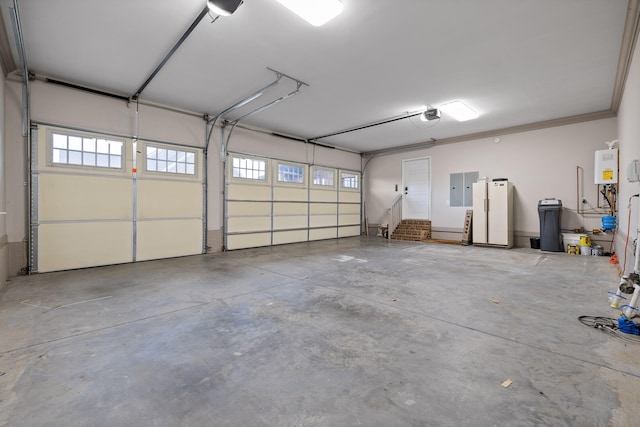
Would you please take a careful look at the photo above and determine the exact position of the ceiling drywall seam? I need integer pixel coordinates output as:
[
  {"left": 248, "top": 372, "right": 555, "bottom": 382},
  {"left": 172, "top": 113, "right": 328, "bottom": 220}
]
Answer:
[
  {"left": 361, "top": 110, "right": 615, "bottom": 158},
  {"left": 611, "top": 0, "right": 640, "bottom": 113}
]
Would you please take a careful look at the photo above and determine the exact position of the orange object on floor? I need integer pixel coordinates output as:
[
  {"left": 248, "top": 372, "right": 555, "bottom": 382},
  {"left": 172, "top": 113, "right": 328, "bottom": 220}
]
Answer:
[{"left": 609, "top": 253, "right": 623, "bottom": 277}]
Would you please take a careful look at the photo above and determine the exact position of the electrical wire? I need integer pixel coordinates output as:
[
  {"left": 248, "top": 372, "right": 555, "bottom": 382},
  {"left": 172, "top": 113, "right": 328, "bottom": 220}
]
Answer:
[
  {"left": 564, "top": 207, "right": 610, "bottom": 216},
  {"left": 574, "top": 199, "right": 610, "bottom": 214},
  {"left": 601, "top": 187, "right": 613, "bottom": 210},
  {"left": 578, "top": 315, "right": 640, "bottom": 344}
]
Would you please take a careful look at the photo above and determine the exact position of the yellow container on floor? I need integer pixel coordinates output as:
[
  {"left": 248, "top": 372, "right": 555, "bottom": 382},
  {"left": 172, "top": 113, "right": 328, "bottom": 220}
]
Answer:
[{"left": 580, "top": 236, "right": 591, "bottom": 246}]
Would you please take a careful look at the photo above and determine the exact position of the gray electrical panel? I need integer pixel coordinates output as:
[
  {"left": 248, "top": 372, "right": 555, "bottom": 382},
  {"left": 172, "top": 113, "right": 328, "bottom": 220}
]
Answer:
[
  {"left": 464, "top": 172, "right": 479, "bottom": 206},
  {"left": 450, "top": 171, "right": 479, "bottom": 207},
  {"left": 450, "top": 173, "right": 464, "bottom": 206}
]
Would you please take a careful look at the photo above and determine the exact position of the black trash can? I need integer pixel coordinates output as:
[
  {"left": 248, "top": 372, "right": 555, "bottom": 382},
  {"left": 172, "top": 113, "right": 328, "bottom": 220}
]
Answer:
[
  {"left": 538, "top": 199, "right": 563, "bottom": 252},
  {"left": 530, "top": 237, "right": 540, "bottom": 249}
]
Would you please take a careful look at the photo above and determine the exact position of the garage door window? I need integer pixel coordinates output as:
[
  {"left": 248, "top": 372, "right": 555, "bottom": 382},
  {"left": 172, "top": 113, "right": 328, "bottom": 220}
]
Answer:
[
  {"left": 277, "top": 163, "right": 305, "bottom": 184},
  {"left": 312, "top": 168, "right": 335, "bottom": 187},
  {"left": 341, "top": 172, "right": 359, "bottom": 189},
  {"left": 52, "top": 132, "right": 123, "bottom": 169},
  {"left": 232, "top": 156, "right": 266, "bottom": 180},
  {"left": 146, "top": 145, "right": 196, "bottom": 175}
]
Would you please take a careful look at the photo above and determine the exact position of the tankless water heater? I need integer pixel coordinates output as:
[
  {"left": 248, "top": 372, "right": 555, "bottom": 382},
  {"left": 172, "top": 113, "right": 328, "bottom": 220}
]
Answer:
[{"left": 594, "top": 148, "right": 618, "bottom": 185}]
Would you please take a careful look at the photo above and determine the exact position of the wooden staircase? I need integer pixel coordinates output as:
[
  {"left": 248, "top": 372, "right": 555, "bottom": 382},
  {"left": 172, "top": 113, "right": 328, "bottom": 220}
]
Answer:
[{"left": 390, "top": 219, "right": 432, "bottom": 242}]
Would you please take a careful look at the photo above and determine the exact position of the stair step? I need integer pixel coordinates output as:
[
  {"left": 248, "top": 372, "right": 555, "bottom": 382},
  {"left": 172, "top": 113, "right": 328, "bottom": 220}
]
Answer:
[{"left": 390, "top": 219, "right": 432, "bottom": 241}]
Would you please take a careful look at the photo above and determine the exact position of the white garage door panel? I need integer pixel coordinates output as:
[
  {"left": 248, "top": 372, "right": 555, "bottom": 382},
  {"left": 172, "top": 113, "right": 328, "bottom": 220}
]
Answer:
[
  {"left": 339, "top": 214, "right": 361, "bottom": 226},
  {"left": 310, "top": 228, "right": 337, "bottom": 240},
  {"left": 228, "top": 201, "right": 271, "bottom": 216},
  {"left": 225, "top": 154, "right": 359, "bottom": 250},
  {"left": 273, "top": 203, "right": 308, "bottom": 215},
  {"left": 227, "top": 233, "right": 271, "bottom": 250},
  {"left": 339, "top": 226, "right": 361, "bottom": 237},
  {"left": 310, "top": 215, "right": 338, "bottom": 227},
  {"left": 38, "top": 222, "right": 133, "bottom": 272},
  {"left": 310, "top": 203, "right": 337, "bottom": 215},
  {"left": 310, "top": 189, "right": 337, "bottom": 202},
  {"left": 339, "top": 192, "right": 360, "bottom": 203},
  {"left": 40, "top": 174, "right": 132, "bottom": 221},
  {"left": 137, "top": 180, "right": 202, "bottom": 218},
  {"left": 273, "top": 230, "right": 307, "bottom": 245},
  {"left": 228, "top": 217, "right": 271, "bottom": 232},
  {"left": 274, "top": 187, "right": 307, "bottom": 201},
  {"left": 273, "top": 216, "right": 308, "bottom": 230},
  {"left": 136, "top": 219, "right": 202, "bottom": 261},
  {"left": 33, "top": 126, "right": 205, "bottom": 273},
  {"left": 339, "top": 204, "right": 360, "bottom": 215},
  {"left": 227, "top": 184, "right": 271, "bottom": 201}
]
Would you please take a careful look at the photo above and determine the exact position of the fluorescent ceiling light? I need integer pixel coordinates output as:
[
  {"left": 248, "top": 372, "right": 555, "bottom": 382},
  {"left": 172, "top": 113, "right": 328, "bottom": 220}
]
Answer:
[
  {"left": 207, "top": 0, "right": 243, "bottom": 16},
  {"left": 275, "top": 0, "right": 344, "bottom": 26},
  {"left": 439, "top": 101, "right": 479, "bottom": 121}
]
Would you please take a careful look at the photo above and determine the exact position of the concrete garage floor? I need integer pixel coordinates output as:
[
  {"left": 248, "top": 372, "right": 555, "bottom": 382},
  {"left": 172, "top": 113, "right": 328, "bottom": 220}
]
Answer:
[{"left": 0, "top": 237, "right": 639, "bottom": 426}]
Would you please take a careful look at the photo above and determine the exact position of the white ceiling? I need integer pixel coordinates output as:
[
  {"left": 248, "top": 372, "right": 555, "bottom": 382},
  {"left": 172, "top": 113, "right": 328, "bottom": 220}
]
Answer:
[{"left": 0, "top": 0, "right": 631, "bottom": 153}]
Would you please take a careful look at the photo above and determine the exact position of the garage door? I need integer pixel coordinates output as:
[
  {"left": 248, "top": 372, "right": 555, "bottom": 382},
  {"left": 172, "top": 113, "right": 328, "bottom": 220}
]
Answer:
[
  {"left": 30, "top": 125, "right": 204, "bottom": 273},
  {"left": 225, "top": 152, "right": 361, "bottom": 250}
]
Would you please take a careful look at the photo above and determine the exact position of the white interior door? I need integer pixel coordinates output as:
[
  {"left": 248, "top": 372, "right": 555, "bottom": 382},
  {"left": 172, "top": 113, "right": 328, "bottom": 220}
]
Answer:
[{"left": 402, "top": 157, "right": 431, "bottom": 219}]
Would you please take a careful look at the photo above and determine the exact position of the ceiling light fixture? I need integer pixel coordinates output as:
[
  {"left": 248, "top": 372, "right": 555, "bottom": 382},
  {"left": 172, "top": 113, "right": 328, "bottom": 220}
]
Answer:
[
  {"left": 274, "top": 0, "right": 344, "bottom": 26},
  {"left": 439, "top": 101, "right": 479, "bottom": 121},
  {"left": 207, "top": 0, "right": 243, "bottom": 16}
]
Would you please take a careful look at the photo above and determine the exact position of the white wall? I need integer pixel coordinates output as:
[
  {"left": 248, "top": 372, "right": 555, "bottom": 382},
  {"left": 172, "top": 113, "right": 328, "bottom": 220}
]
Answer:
[
  {"left": 364, "top": 117, "right": 618, "bottom": 246},
  {"left": 0, "top": 68, "right": 7, "bottom": 286},
  {"left": 4, "top": 79, "right": 26, "bottom": 275},
  {"left": 3, "top": 79, "right": 360, "bottom": 274},
  {"left": 616, "top": 36, "right": 640, "bottom": 275}
]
